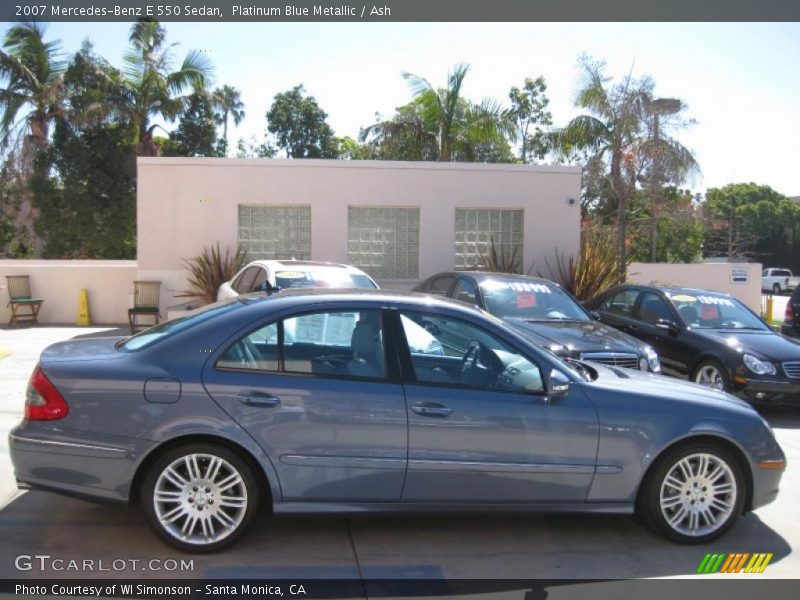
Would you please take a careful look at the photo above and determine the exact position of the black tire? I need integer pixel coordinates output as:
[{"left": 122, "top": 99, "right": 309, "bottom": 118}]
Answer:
[
  {"left": 141, "top": 443, "right": 260, "bottom": 553},
  {"left": 772, "top": 283, "right": 781, "bottom": 295},
  {"left": 638, "top": 442, "right": 745, "bottom": 544},
  {"left": 692, "top": 359, "right": 731, "bottom": 392}
]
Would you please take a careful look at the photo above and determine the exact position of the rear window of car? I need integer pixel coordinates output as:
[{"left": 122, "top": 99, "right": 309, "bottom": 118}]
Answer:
[
  {"left": 275, "top": 270, "right": 375, "bottom": 289},
  {"left": 118, "top": 301, "right": 240, "bottom": 351}
]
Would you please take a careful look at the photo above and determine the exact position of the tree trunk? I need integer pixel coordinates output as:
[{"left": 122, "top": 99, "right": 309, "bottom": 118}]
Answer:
[{"left": 610, "top": 149, "right": 627, "bottom": 280}]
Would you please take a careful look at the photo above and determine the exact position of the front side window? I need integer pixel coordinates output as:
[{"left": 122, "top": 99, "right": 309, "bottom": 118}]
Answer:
[
  {"left": 398, "top": 310, "right": 543, "bottom": 393},
  {"left": 453, "top": 278, "right": 478, "bottom": 305},
  {"left": 217, "top": 309, "right": 386, "bottom": 379},
  {"left": 637, "top": 292, "right": 674, "bottom": 325}
]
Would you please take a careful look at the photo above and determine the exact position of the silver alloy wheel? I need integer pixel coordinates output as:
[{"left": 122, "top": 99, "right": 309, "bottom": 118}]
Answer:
[
  {"left": 153, "top": 453, "right": 248, "bottom": 545},
  {"left": 659, "top": 452, "right": 737, "bottom": 537},
  {"left": 695, "top": 365, "right": 725, "bottom": 390}
]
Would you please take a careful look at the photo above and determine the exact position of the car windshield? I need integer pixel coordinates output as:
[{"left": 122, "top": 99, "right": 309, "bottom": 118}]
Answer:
[
  {"left": 118, "top": 300, "right": 240, "bottom": 351},
  {"left": 275, "top": 270, "right": 376, "bottom": 289},
  {"left": 666, "top": 291, "right": 767, "bottom": 331},
  {"left": 478, "top": 277, "right": 589, "bottom": 321}
]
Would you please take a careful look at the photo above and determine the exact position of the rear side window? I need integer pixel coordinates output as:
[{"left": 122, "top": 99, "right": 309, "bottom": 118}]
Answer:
[
  {"left": 601, "top": 289, "right": 639, "bottom": 316},
  {"left": 217, "top": 309, "right": 386, "bottom": 380},
  {"left": 234, "top": 267, "right": 258, "bottom": 293},
  {"left": 427, "top": 276, "right": 456, "bottom": 296}
]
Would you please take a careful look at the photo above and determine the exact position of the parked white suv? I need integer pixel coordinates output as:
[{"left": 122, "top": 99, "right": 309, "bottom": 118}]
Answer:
[
  {"left": 761, "top": 268, "right": 799, "bottom": 295},
  {"left": 217, "top": 259, "right": 378, "bottom": 301}
]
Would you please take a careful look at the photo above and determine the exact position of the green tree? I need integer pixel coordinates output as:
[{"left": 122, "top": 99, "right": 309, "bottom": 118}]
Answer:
[
  {"left": 266, "top": 85, "right": 337, "bottom": 158},
  {"left": 359, "top": 104, "right": 437, "bottom": 161},
  {"left": 120, "top": 21, "right": 212, "bottom": 156},
  {"left": 509, "top": 76, "right": 552, "bottom": 163},
  {"left": 628, "top": 187, "right": 704, "bottom": 263},
  {"left": 213, "top": 84, "right": 245, "bottom": 155},
  {"left": 33, "top": 47, "right": 136, "bottom": 258},
  {"left": 335, "top": 136, "right": 378, "bottom": 160},
  {"left": 362, "top": 63, "right": 514, "bottom": 162},
  {"left": 162, "top": 91, "right": 221, "bottom": 157},
  {"left": 704, "top": 183, "right": 800, "bottom": 270}
]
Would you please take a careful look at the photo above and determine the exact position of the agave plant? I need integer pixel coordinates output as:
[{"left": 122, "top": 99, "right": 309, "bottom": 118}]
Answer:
[
  {"left": 176, "top": 243, "right": 246, "bottom": 305},
  {"left": 478, "top": 237, "right": 520, "bottom": 273},
  {"left": 543, "top": 223, "right": 627, "bottom": 301}
]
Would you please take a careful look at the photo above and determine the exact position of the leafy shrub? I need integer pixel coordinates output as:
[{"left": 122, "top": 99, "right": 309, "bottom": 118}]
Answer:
[
  {"left": 478, "top": 237, "right": 521, "bottom": 273},
  {"left": 177, "top": 243, "right": 246, "bottom": 305}
]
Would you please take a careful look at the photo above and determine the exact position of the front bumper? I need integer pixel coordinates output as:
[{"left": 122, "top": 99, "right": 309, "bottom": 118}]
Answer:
[{"left": 733, "top": 377, "right": 800, "bottom": 405}]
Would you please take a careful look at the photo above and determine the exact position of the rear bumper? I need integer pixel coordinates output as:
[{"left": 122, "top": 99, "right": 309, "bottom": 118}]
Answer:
[{"left": 8, "top": 421, "right": 152, "bottom": 506}]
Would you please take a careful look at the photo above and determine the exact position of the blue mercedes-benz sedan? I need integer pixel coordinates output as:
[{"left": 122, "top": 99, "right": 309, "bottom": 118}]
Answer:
[{"left": 10, "top": 290, "right": 785, "bottom": 552}]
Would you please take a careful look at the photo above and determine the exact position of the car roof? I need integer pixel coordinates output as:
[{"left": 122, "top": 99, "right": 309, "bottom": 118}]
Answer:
[
  {"left": 237, "top": 288, "right": 483, "bottom": 313},
  {"left": 426, "top": 271, "right": 558, "bottom": 285},
  {"left": 243, "top": 259, "right": 370, "bottom": 275},
  {"left": 617, "top": 284, "right": 733, "bottom": 298}
]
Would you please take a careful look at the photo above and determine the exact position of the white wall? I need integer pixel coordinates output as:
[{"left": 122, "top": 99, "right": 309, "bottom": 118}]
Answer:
[
  {"left": 0, "top": 260, "right": 137, "bottom": 325},
  {"left": 137, "top": 158, "right": 583, "bottom": 306}
]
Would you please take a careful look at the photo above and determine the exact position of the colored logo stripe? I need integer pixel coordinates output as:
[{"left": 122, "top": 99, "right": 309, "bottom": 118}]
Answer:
[{"left": 697, "top": 552, "right": 773, "bottom": 574}]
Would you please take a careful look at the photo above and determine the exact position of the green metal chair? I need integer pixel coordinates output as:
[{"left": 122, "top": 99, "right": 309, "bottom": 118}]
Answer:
[
  {"left": 6, "top": 275, "right": 43, "bottom": 326},
  {"left": 128, "top": 281, "right": 161, "bottom": 333}
]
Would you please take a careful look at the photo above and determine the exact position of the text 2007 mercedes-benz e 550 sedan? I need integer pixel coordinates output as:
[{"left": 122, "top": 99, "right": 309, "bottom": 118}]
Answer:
[{"left": 10, "top": 290, "right": 785, "bottom": 552}]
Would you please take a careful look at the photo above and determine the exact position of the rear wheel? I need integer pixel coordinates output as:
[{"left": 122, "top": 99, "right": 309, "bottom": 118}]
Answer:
[
  {"left": 638, "top": 443, "right": 745, "bottom": 543},
  {"left": 772, "top": 283, "right": 781, "bottom": 295},
  {"left": 141, "top": 443, "right": 259, "bottom": 553}
]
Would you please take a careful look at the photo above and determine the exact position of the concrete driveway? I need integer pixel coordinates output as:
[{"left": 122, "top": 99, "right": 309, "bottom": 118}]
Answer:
[{"left": 0, "top": 326, "right": 798, "bottom": 580}]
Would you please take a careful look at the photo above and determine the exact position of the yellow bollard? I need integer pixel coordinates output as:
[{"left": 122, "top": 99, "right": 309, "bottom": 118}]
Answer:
[
  {"left": 765, "top": 295, "right": 774, "bottom": 324},
  {"left": 76, "top": 288, "right": 91, "bottom": 326}
]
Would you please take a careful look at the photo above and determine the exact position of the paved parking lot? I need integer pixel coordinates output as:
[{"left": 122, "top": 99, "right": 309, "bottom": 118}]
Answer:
[{"left": 0, "top": 326, "right": 798, "bottom": 580}]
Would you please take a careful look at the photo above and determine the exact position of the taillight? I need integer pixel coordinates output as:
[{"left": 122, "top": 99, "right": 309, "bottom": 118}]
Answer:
[
  {"left": 786, "top": 303, "right": 794, "bottom": 323},
  {"left": 25, "top": 366, "right": 69, "bottom": 421}
]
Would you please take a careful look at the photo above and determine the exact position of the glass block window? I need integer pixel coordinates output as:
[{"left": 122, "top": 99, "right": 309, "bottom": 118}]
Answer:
[
  {"left": 238, "top": 205, "right": 311, "bottom": 260},
  {"left": 454, "top": 208, "right": 523, "bottom": 272},
  {"left": 348, "top": 207, "right": 420, "bottom": 280}
]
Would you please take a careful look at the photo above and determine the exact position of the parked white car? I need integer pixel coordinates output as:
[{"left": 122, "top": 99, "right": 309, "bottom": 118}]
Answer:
[
  {"left": 761, "top": 268, "right": 799, "bottom": 295},
  {"left": 217, "top": 259, "right": 378, "bottom": 301}
]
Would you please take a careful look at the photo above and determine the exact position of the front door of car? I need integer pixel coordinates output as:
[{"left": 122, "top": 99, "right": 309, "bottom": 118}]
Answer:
[
  {"left": 633, "top": 291, "right": 694, "bottom": 377},
  {"left": 202, "top": 307, "right": 407, "bottom": 502},
  {"left": 393, "top": 310, "right": 599, "bottom": 503}
]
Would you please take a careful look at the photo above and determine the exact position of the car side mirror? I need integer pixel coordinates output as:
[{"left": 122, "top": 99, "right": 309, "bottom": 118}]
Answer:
[
  {"left": 655, "top": 318, "right": 678, "bottom": 334},
  {"left": 546, "top": 369, "right": 571, "bottom": 399}
]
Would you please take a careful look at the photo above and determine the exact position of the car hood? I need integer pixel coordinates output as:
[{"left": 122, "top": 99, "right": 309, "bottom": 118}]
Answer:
[
  {"left": 584, "top": 362, "right": 754, "bottom": 412},
  {"left": 692, "top": 329, "right": 800, "bottom": 361},
  {"left": 41, "top": 336, "right": 126, "bottom": 363},
  {"left": 506, "top": 318, "right": 647, "bottom": 356}
]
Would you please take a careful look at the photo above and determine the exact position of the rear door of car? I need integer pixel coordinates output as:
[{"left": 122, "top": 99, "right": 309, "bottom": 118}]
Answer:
[{"left": 202, "top": 305, "right": 408, "bottom": 502}]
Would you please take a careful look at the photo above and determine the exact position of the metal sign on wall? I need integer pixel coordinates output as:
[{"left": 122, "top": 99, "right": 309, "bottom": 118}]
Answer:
[{"left": 730, "top": 267, "right": 749, "bottom": 284}]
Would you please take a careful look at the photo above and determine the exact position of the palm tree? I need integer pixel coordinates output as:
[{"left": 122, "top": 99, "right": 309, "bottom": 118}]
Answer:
[
  {"left": 363, "top": 63, "right": 514, "bottom": 162},
  {"left": 213, "top": 84, "right": 245, "bottom": 154},
  {"left": 120, "top": 21, "right": 212, "bottom": 156},
  {"left": 641, "top": 96, "right": 699, "bottom": 261},
  {"left": 0, "top": 22, "right": 65, "bottom": 161},
  {"left": 553, "top": 57, "right": 652, "bottom": 277}
]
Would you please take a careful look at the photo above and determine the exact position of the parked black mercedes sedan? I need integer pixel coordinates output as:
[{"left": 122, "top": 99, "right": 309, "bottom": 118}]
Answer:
[
  {"left": 586, "top": 284, "right": 800, "bottom": 405},
  {"left": 413, "top": 272, "right": 661, "bottom": 373}
]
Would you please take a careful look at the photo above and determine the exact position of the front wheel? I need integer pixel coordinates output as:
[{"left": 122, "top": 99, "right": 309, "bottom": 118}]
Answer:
[
  {"left": 141, "top": 444, "right": 260, "bottom": 553},
  {"left": 693, "top": 359, "right": 730, "bottom": 392},
  {"left": 638, "top": 443, "right": 745, "bottom": 544}
]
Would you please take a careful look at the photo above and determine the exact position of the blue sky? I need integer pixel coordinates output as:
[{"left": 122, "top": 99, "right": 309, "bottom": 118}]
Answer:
[{"left": 6, "top": 21, "right": 800, "bottom": 196}]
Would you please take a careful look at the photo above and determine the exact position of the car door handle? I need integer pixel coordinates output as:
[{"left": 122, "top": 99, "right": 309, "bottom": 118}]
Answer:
[
  {"left": 237, "top": 392, "right": 281, "bottom": 407},
  {"left": 625, "top": 324, "right": 639, "bottom": 333},
  {"left": 411, "top": 403, "right": 452, "bottom": 417}
]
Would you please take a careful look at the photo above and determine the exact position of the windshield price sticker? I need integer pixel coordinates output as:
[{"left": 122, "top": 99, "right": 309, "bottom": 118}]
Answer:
[
  {"left": 509, "top": 282, "right": 551, "bottom": 294},
  {"left": 697, "top": 295, "right": 735, "bottom": 307}
]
